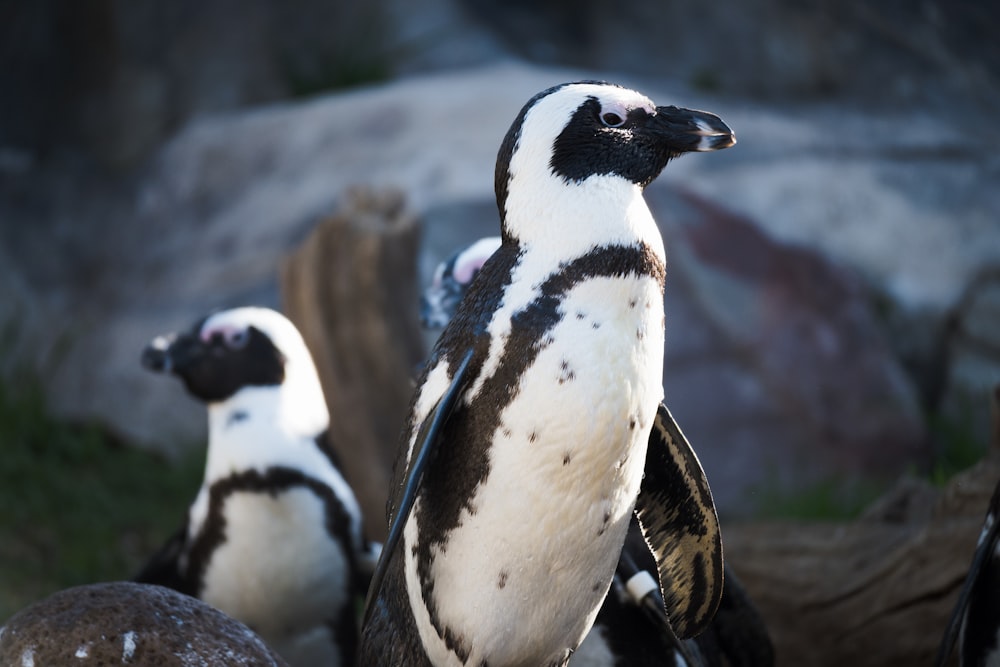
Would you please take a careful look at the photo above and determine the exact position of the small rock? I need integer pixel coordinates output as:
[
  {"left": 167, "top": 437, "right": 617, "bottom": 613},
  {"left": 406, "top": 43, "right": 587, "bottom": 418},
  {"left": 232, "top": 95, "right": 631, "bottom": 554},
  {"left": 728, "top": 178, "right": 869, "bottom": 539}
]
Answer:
[{"left": 0, "top": 582, "right": 288, "bottom": 666}]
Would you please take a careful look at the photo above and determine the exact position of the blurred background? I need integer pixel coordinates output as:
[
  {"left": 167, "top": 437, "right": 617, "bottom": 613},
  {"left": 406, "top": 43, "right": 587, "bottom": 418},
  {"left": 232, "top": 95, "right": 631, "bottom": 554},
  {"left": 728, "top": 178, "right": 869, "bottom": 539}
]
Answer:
[{"left": 1, "top": 0, "right": 998, "bottom": 639}]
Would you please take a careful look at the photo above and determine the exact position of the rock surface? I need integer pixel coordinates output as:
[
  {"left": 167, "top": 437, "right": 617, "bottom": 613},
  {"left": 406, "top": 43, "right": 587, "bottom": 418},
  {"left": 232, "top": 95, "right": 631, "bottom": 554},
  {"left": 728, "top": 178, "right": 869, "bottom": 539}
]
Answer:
[
  {"left": 650, "top": 187, "right": 928, "bottom": 508},
  {"left": 0, "top": 62, "right": 996, "bottom": 513},
  {"left": 5, "top": 1, "right": 996, "bottom": 168},
  {"left": 723, "top": 450, "right": 1000, "bottom": 666},
  {"left": 0, "top": 581, "right": 287, "bottom": 666}
]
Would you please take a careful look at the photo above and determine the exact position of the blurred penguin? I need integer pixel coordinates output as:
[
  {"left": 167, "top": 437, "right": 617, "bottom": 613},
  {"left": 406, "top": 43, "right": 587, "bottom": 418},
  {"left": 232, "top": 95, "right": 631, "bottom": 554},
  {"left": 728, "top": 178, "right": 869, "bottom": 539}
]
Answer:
[{"left": 136, "top": 306, "right": 378, "bottom": 667}]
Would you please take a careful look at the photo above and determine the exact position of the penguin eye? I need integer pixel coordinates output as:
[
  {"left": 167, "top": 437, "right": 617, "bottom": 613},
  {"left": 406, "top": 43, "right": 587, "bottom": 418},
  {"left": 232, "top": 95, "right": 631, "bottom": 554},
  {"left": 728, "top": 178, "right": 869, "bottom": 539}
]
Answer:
[
  {"left": 601, "top": 111, "right": 625, "bottom": 128},
  {"left": 226, "top": 329, "right": 249, "bottom": 349}
]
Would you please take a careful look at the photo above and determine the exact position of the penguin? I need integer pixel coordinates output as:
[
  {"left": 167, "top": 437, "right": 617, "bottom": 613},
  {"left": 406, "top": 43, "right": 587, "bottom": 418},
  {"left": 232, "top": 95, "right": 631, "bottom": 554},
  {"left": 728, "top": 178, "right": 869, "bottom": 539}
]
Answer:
[
  {"left": 135, "top": 306, "right": 378, "bottom": 667},
  {"left": 421, "top": 236, "right": 501, "bottom": 329},
  {"left": 937, "top": 477, "right": 1000, "bottom": 667},
  {"left": 421, "top": 238, "right": 775, "bottom": 667},
  {"left": 360, "top": 81, "right": 735, "bottom": 666}
]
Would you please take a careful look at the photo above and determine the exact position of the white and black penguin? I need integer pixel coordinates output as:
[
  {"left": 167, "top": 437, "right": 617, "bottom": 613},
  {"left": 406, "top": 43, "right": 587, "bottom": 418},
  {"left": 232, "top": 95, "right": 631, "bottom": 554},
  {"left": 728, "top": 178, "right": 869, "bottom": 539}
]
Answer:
[
  {"left": 135, "top": 306, "right": 378, "bottom": 667},
  {"left": 937, "top": 477, "right": 1000, "bottom": 667},
  {"left": 422, "top": 238, "right": 775, "bottom": 667},
  {"left": 360, "top": 81, "right": 735, "bottom": 666}
]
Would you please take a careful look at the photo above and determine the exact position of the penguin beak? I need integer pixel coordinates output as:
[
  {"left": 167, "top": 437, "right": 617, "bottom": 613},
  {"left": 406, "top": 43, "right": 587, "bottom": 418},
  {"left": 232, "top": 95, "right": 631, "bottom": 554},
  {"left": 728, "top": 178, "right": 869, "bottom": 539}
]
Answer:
[
  {"left": 141, "top": 333, "right": 203, "bottom": 375},
  {"left": 649, "top": 106, "right": 736, "bottom": 153}
]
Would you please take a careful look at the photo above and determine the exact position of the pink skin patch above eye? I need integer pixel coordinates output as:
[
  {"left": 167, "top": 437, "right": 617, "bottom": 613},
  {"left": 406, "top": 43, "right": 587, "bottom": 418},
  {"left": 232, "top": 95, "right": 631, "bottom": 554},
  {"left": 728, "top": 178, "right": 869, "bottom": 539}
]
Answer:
[
  {"left": 200, "top": 323, "right": 242, "bottom": 343},
  {"left": 452, "top": 237, "right": 501, "bottom": 285},
  {"left": 601, "top": 101, "right": 631, "bottom": 125},
  {"left": 453, "top": 256, "right": 488, "bottom": 285}
]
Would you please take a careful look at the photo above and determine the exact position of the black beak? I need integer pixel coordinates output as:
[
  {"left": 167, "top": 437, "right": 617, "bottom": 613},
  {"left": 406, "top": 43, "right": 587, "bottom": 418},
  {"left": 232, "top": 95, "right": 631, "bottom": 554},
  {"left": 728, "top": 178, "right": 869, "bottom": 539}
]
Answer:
[
  {"left": 141, "top": 332, "right": 202, "bottom": 375},
  {"left": 651, "top": 106, "right": 736, "bottom": 153}
]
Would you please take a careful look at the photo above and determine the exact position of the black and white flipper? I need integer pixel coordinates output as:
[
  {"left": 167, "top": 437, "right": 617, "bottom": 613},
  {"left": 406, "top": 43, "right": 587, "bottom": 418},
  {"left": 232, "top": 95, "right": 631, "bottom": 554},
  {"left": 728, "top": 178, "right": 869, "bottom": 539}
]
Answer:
[
  {"left": 635, "top": 403, "right": 723, "bottom": 638},
  {"left": 363, "top": 348, "right": 475, "bottom": 625}
]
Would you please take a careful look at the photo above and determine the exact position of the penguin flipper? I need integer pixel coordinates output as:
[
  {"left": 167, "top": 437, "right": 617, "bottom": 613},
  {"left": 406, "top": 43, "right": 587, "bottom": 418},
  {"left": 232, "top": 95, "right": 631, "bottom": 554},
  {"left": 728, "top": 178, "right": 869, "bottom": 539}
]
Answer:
[
  {"left": 133, "top": 522, "right": 192, "bottom": 595},
  {"left": 616, "top": 529, "right": 702, "bottom": 666},
  {"left": 935, "top": 479, "right": 1000, "bottom": 667},
  {"left": 363, "top": 348, "right": 475, "bottom": 624},
  {"left": 633, "top": 401, "right": 723, "bottom": 639}
]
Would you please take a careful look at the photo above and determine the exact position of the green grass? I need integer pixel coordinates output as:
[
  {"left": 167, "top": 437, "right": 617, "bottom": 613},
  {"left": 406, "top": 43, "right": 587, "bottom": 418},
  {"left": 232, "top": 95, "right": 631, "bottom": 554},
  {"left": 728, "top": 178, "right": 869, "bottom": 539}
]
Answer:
[
  {"left": 926, "top": 405, "right": 989, "bottom": 487},
  {"left": 0, "top": 376, "right": 204, "bottom": 624},
  {"left": 751, "top": 404, "right": 989, "bottom": 521},
  {"left": 752, "top": 476, "right": 887, "bottom": 522}
]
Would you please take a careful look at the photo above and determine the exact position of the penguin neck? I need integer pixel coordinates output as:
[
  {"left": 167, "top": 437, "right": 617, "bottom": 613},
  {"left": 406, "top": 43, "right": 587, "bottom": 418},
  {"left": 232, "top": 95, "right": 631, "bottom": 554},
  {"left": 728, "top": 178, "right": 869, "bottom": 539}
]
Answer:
[
  {"left": 203, "top": 383, "right": 330, "bottom": 483},
  {"left": 503, "top": 174, "right": 665, "bottom": 265}
]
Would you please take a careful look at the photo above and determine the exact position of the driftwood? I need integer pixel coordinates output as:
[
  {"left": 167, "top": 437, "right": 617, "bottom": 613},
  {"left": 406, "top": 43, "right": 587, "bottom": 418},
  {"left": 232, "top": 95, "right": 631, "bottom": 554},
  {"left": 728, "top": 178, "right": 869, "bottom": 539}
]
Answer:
[
  {"left": 725, "top": 388, "right": 1000, "bottom": 667},
  {"left": 280, "top": 187, "right": 426, "bottom": 542}
]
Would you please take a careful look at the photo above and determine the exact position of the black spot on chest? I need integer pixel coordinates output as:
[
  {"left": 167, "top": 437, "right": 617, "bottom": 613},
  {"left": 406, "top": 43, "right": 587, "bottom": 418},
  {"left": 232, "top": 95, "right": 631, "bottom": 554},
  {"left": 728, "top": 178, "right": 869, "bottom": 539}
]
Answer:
[
  {"left": 414, "top": 242, "right": 665, "bottom": 540},
  {"left": 558, "top": 359, "right": 576, "bottom": 385},
  {"left": 225, "top": 410, "right": 249, "bottom": 428}
]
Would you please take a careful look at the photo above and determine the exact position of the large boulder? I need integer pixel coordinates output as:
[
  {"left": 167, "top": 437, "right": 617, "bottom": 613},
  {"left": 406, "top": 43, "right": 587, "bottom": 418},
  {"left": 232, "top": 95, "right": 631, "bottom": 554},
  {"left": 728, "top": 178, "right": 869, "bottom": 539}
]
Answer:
[
  {"left": 649, "top": 186, "right": 927, "bottom": 509},
  {"left": 0, "top": 62, "right": 994, "bottom": 514},
  {"left": 0, "top": 582, "right": 287, "bottom": 666}
]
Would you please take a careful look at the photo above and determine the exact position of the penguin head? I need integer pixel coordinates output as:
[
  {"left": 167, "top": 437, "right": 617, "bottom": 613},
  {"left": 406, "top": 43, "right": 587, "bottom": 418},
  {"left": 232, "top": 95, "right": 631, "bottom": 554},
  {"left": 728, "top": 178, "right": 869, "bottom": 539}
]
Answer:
[
  {"left": 142, "top": 307, "right": 322, "bottom": 411},
  {"left": 421, "top": 236, "right": 502, "bottom": 329},
  {"left": 495, "top": 81, "right": 735, "bottom": 244}
]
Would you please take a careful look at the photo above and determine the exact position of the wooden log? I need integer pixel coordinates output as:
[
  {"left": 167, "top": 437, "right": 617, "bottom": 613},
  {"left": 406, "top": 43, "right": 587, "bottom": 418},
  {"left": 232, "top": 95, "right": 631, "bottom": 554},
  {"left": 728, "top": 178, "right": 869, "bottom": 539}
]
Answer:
[
  {"left": 724, "top": 388, "right": 1000, "bottom": 667},
  {"left": 280, "top": 187, "right": 425, "bottom": 542}
]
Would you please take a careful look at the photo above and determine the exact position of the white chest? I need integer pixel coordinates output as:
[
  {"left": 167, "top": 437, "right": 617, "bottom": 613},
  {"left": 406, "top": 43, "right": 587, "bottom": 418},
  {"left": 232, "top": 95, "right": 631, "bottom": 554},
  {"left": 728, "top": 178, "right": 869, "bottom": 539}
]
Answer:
[
  {"left": 198, "top": 488, "right": 350, "bottom": 654},
  {"left": 406, "top": 274, "right": 665, "bottom": 666}
]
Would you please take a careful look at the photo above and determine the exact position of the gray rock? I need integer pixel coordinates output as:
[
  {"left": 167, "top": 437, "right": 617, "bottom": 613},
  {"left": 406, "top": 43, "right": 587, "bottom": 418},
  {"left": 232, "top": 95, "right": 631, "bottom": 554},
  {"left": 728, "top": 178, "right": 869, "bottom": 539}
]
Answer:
[
  {"left": 0, "top": 582, "right": 287, "bottom": 666},
  {"left": 0, "top": 62, "right": 994, "bottom": 512},
  {"left": 647, "top": 186, "right": 928, "bottom": 511},
  {"left": 462, "top": 0, "right": 1000, "bottom": 112}
]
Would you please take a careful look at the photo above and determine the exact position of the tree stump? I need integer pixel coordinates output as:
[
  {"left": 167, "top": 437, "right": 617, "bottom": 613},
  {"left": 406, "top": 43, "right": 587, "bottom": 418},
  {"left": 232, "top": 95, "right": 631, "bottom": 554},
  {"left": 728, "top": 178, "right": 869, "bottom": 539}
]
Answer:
[
  {"left": 724, "top": 388, "right": 1000, "bottom": 666},
  {"left": 280, "top": 187, "right": 425, "bottom": 542}
]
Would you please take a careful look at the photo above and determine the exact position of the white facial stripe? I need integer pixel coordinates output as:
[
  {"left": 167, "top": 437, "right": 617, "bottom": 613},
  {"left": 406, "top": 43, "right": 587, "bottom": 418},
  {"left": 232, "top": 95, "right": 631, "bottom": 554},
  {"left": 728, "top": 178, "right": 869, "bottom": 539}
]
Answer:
[
  {"left": 536, "top": 84, "right": 655, "bottom": 127},
  {"left": 201, "top": 307, "right": 303, "bottom": 358},
  {"left": 200, "top": 322, "right": 241, "bottom": 343}
]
